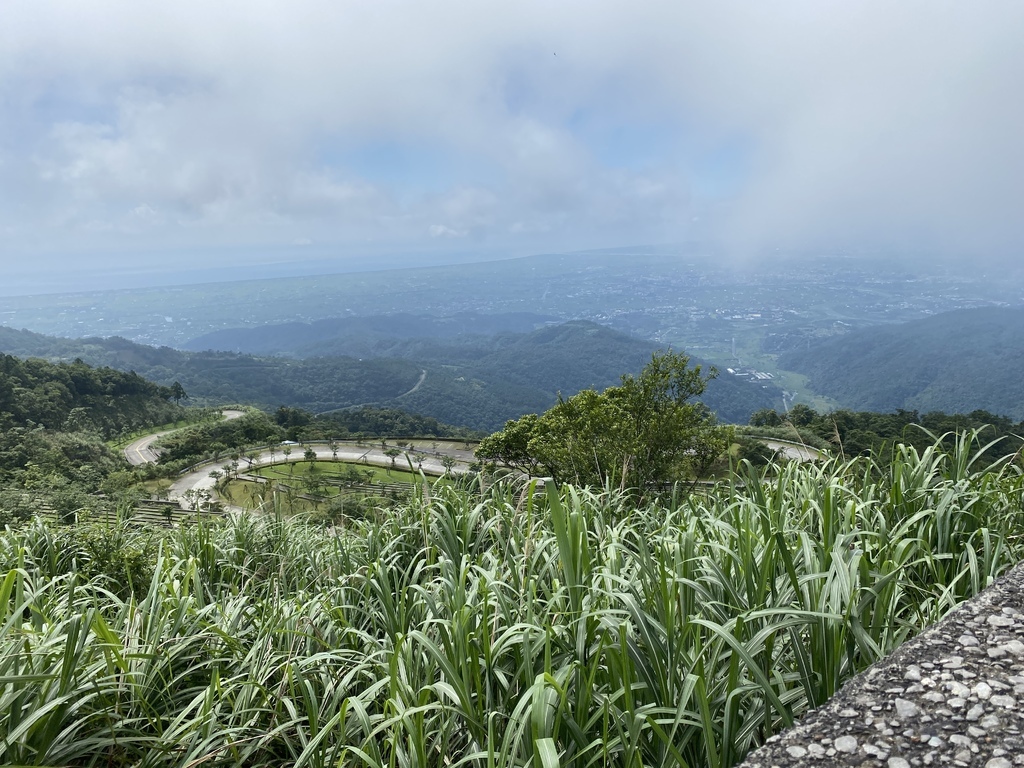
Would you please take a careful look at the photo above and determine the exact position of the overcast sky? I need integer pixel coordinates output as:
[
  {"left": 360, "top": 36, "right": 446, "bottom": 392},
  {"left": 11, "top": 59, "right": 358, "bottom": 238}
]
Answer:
[{"left": 2, "top": 1, "right": 1022, "bottom": 288}]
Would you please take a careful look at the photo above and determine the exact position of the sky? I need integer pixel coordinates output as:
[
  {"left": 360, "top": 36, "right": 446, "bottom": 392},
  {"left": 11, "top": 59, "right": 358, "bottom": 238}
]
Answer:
[{"left": 1, "top": 1, "right": 1022, "bottom": 290}]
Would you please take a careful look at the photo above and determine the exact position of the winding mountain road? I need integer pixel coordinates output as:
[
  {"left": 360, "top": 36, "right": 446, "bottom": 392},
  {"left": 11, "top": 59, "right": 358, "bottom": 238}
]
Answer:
[
  {"left": 400, "top": 369, "right": 427, "bottom": 397},
  {"left": 128, "top": 414, "right": 819, "bottom": 514},
  {"left": 123, "top": 410, "right": 246, "bottom": 465},
  {"left": 760, "top": 439, "right": 824, "bottom": 462},
  {"left": 124, "top": 408, "right": 475, "bottom": 510},
  {"left": 168, "top": 441, "right": 474, "bottom": 508}
]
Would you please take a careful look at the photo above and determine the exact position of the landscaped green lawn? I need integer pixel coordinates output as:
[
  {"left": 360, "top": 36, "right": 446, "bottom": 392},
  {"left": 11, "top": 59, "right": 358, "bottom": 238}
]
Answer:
[
  {"left": 218, "top": 459, "right": 452, "bottom": 510},
  {"left": 252, "top": 459, "right": 429, "bottom": 485}
]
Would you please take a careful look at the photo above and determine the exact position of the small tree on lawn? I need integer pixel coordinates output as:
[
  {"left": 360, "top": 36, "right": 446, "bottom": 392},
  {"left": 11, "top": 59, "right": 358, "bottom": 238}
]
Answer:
[{"left": 383, "top": 447, "right": 401, "bottom": 475}]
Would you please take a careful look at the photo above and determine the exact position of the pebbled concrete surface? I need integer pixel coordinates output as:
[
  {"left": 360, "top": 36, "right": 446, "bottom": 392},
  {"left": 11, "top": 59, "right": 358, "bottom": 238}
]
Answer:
[{"left": 740, "top": 563, "right": 1024, "bottom": 767}]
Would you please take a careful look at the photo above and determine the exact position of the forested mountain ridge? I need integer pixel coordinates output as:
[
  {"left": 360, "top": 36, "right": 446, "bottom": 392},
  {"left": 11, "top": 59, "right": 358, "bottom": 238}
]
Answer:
[
  {"left": 183, "top": 312, "right": 556, "bottom": 356},
  {"left": 188, "top": 316, "right": 783, "bottom": 428},
  {"left": 0, "top": 353, "right": 182, "bottom": 436},
  {"left": 378, "top": 320, "right": 782, "bottom": 428},
  {"left": 0, "top": 327, "right": 426, "bottom": 412},
  {"left": 779, "top": 307, "right": 1024, "bottom": 419},
  {"left": 0, "top": 320, "right": 782, "bottom": 430},
  {"left": 0, "top": 354, "right": 192, "bottom": 523}
]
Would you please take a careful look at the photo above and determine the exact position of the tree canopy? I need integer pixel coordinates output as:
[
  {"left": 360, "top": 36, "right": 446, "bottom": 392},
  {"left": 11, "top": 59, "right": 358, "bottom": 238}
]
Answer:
[
  {"left": 476, "top": 351, "right": 729, "bottom": 489},
  {"left": 746, "top": 405, "right": 1024, "bottom": 463}
]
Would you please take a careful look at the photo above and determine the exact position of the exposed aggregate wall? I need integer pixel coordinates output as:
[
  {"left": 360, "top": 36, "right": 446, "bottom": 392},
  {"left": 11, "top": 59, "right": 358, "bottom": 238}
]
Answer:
[{"left": 740, "top": 563, "right": 1024, "bottom": 767}]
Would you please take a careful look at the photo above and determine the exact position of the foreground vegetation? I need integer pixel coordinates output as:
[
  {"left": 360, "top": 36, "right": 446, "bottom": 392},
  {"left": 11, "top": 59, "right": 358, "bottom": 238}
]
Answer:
[
  {"left": 745, "top": 405, "right": 1024, "bottom": 462},
  {"left": 0, "top": 434, "right": 1021, "bottom": 767}
]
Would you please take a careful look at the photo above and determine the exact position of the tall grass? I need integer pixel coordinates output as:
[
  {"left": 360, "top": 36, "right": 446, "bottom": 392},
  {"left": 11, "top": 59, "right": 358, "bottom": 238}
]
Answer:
[{"left": 0, "top": 434, "right": 1021, "bottom": 767}]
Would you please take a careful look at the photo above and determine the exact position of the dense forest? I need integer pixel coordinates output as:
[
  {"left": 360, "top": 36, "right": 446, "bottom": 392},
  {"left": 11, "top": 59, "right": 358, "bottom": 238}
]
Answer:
[
  {"left": 0, "top": 354, "right": 189, "bottom": 524},
  {"left": 779, "top": 307, "right": 1024, "bottom": 419},
  {"left": 0, "top": 320, "right": 780, "bottom": 430},
  {"left": 747, "top": 404, "right": 1024, "bottom": 463},
  {"left": 0, "top": 353, "right": 182, "bottom": 435}
]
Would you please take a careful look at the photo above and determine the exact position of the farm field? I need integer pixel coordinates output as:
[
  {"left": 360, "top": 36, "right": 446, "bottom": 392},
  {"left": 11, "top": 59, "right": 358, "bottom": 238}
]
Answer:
[{"left": 0, "top": 436, "right": 1021, "bottom": 767}]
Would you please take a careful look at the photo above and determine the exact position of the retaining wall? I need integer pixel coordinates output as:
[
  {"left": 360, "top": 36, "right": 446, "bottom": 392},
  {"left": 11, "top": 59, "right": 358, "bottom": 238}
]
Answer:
[{"left": 740, "top": 563, "right": 1024, "bottom": 767}]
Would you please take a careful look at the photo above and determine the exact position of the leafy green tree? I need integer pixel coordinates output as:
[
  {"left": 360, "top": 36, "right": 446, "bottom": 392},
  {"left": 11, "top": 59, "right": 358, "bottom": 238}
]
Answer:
[
  {"left": 170, "top": 381, "right": 187, "bottom": 405},
  {"left": 305, "top": 464, "right": 327, "bottom": 499},
  {"left": 749, "top": 408, "right": 783, "bottom": 428},
  {"left": 473, "top": 413, "right": 542, "bottom": 476},
  {"left": 477, "top": 351, "right": 729, "bottom": 489},
  {"left": 383, "top": 447, "right": 401, "bottom": 475},
  {"left": 786, "top": 404, "right": 816, "bottom": 427},
  {"left": 735, "top": 437, "right": 781, "bottom": 467}
]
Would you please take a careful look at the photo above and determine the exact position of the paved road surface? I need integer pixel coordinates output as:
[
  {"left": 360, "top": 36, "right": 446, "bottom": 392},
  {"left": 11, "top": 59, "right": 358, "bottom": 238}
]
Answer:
[
  {"left": 762, "top": 439, "right": 824, "bottom": 462},
  {"left": 123, "top": 409, "right": 246, "bottom": 465}
]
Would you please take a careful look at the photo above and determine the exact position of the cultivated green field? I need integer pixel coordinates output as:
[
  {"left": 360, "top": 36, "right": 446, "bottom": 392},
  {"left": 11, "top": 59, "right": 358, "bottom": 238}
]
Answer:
[{"left": 0, "top": 435, "right": 1021, "bottom": 767}]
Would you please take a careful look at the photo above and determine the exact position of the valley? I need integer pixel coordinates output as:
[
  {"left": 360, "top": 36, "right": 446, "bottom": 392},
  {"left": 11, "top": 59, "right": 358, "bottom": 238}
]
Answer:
[
  {"left": 6, "top": 249, "right": 1024, "bottom": 428},
  {"left": 3, "top": 248, "right": 1021, "bottom": 424}
]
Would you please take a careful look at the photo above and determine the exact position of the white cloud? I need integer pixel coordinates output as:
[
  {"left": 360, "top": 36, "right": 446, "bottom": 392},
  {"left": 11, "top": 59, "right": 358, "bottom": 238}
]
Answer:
[
  {"left": 429, "top": 224, "right": 467, "bottom": 239},
  {"left": 0, "top": 0, "right": 1021, "bottom": 277}
]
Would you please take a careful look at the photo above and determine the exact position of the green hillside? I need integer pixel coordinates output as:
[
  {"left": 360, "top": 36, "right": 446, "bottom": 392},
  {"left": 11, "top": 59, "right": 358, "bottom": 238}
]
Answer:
[
  {"left": 0, "top": 327, "right": 426, "bottom": 412},
  {"left": 183, "top": 311, "right": 556, "bottom": 355},
  {"left": 190, "top": 317, "right": 783, "bottom": 428},
  {"left": 779, "top": 307, "right": 1024, "bottom": 419},
  {"left": 0, "top": 321, "right": 782, "bottom": 430},
  {"left": 378, "top": 321, "right": 780, "bottom": 429},
  {"left": 0, "top": 353, "right": 183, "bottom": 436},
  {"left": 0, "top": 354, "right": 191, "bottom": 523}
]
